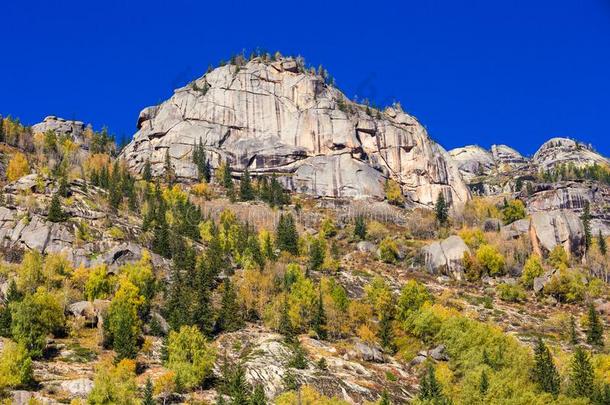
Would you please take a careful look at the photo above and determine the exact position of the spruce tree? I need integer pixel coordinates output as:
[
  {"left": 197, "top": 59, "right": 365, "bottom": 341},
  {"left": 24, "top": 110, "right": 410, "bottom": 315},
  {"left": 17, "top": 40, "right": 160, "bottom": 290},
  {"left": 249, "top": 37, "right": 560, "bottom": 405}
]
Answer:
[
  {"left": 142, "top": 377, "right": 155, "bottom": 405},
  {"left": 222, "top": 160, "right": 233, "bottom": 190},
  {"left": 378, "top": 311, "right": 395, "bottom": 354},
  {"left": 276, "top": 213, "right": 299, "bottom": 255},
  {"left": 569, "top": 346, "right": 595, "bottom": 399},
  {"left": 581, "top": 202, "right": 591, "bottom": 251},
  {"left": 312, "top": 287, "right": 327, "bottom": 340},
  {"left": 307, "top": 237, "right": 325, "bottom": 273},
  {"left": 278, "top": 296, "right": 294, "bottom": 341},
  {"left": 217, "top": 278, "right": 244, "bottom": 333},
  {"left": 164, "top": 149, "right": 174, "bottom": 185},
  {"left": 479, "top": 370, "right": 489, "bottom": 395},
  {"left": 143, "top": 158, "right": 152, "bottom": 182},
  {"left": 239, "top": 169, "right": 254, "bottom": 201},
  {"left": 531, "top": 337, "right": 560, "bottom": 397},
  {"left": 569, "top": 315, "right": 579, "bottom": 345},
  {"left": 191, "top": 259, "right": 215, "bottom": 337},
  {"left": 379, "top": 390, "right": 391, "bottom": 405},
  {"left": 418, "top": 364, "right": 445, "bottom": 401},
  {"left": 47, "top": 192, "right": 66, "bottom": 222},
  {"left": 435, "top": 192, "right": 449, "bottom": 226},
  {"left": 586, "top": 303, "right": 604, "bottom": 347},
  {"left": 0, "top": 279, "right": 21, "bottom": 337},
  {"left": 354, "top": 215, "right": 367, "bottom": 240},
  {"left": 599, "top": 230, "right": 607, "bottom": 256}
]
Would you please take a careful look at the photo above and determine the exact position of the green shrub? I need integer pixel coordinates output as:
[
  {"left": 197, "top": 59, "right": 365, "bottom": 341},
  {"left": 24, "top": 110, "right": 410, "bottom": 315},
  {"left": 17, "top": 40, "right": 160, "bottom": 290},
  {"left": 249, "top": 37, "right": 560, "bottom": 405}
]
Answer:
[
  {"left": 502, "top": 199, "right": 527, "bottom": 225},
  {"left": 521, "top": 255, "right": 544, "bottom": 289},
  {"left": 476, "top": 244, "right": 505, "bottom": 276},
  {"left": 378, "top": 237, "right": 399, "bottom": 263},
  {"left": 497, "top": 283, "right": 526, "bottom": 302}
]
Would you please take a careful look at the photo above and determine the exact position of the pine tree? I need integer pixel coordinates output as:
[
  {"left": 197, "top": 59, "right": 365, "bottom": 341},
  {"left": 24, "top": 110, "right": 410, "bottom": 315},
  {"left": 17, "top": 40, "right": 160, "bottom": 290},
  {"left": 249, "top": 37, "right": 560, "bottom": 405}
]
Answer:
[
  {"left": 569, "top": 346, "right": 595, "bottom": 399},
  {"left": 531, "top": 337, "right": 560, "bottom": 397},
  {"left": 164, "top": 149, "right": 174, "bottom": 185},
  {"left": 278, "top": 296, "right": 294, "bottom": 341},
  {"left": 312, "top": 287, "right": 327, "bottom": 340},
  {"left": 276, "top": 213, "right": 299, "bottom": 255},
  {"left": 191, "top": 259, "right": 215, "bottom": 337},
  {"left": 354, "top": 215, "right": 367, "bottom": 240},
  {"left": 569, "top": 315, "right": 579, "bottom": 345},
  {"left": 57, "top": 176, "right": 69, "bottom": 197},
  {"left": 418, "top": 364, "right": 445, "bottom": 401},
  {"left": 222, "top": 160, "right": 233, "bottom": 189},
  {"left": 47, "top": 192, "right": 66, "bottom": 222},
  {"left": 217, "top": 278, "right": 244, "bottom": 333},
  {"left": 581, "top": 202, "right": 591, "bottom": 251},
  {"left": 599, "top": 230, "right": 607, "bottom": 256},
  {"left": 0, "top": 279, "right": 21, "bottom": 337},
  {"left": 379, "top": 390, "right": 391, "bottom": 405},
  {"left": 586, "top": 303, "right": 604, "bottom": 347},
  {"left": 250, "top": 385, "right": 266, "bottom": 405},
  {"left": 143, "top": 158, "right": 152, "bottom": 182},
  {"left": 288, "top": 341, "right": 308, "bottom": 369},
  {"left": 378, "top": 311, "right": 395, "bottom": 354},
  {"left": 307, "top": 237, "right": 325, "bottom": 273},
  {"left": 435, "top": 192, "right": 449, "bottom": 226},
  {"left": 239, "top": 169, "right": 254, "bottom": 201},
  {"left": 219, "top": 358, "right": 251, "bottom": 405},
  {"left": 479, "top": 370, "right": 489, "bottom": 395},
  {"left": 142, "top": 377, "right": 155, "bottom": 405}
]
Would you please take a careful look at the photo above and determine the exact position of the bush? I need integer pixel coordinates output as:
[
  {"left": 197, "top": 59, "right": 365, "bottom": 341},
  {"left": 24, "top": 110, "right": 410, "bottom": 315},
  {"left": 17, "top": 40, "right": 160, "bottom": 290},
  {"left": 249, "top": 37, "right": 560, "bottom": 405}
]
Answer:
[
  {"left": 459, "top": 227, "right": 486, "bottom": 249},
  {"left": 397, "top": 280, "right": 433, "bottom": 322},
  {"left": 0, "top": 341, "right": 33, "bottom": 391},
  {"left": 385, "top": 179, "right": 404, "bottom": 206},
  {"left": 548, "top": 245, "right": 569, "bottom": 270},
  {"left": 543, "top": 268, "right": 586, "bottom": 303},
  {"left": 88, "top": 359, "right": 138, "bottom": 405},
  {"left": 502, "top": 199, "right": 527, "bottom": 225},
  {"left": 521, "top": 254, "right": 544, "bottom": 289},
  {"left": 320, "top": 217, "right": 336, "bottom": 238},
  {"left": 6, "top": 152, "right": 29, "bottom": 182},
  {"left": 166, "top": 325, "right": 216, "bottom": 390},
  {"left": 367, "top": 221, "right": 389, "bottom": 241},
  {"left": 497, "top": 283, "right": 526, "bottom": 302},
  {"left": 475, "top": 244, "right": 505, "bottom": 276},
  {"left": 378, "top": 237, "right": 399, "bottom": 264}
]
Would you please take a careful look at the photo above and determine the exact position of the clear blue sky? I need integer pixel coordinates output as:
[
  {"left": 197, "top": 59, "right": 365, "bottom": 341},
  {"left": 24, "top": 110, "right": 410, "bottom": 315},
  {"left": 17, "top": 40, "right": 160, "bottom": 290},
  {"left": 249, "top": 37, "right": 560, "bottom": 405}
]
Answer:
[{"left": 1, "top": 0, "right": 609, "bottom": 156}]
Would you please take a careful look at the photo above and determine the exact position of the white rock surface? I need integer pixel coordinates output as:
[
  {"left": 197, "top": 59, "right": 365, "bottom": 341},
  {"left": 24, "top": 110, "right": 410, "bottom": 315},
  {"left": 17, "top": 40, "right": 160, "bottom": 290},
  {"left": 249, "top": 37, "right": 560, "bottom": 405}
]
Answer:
[
  {"left": 449, "top": 145, "right": 496, "bottom": 181},
  {"left": 422, "top": 235, "right": 470, "bottom": 279},
  {"left": 533, "top": 137, "right": 608, "bottom": 170},
  {"left": 120, "top": 57, "right": 469, "bottom": 208},
  {"left": 529, "top": 210, "right": 584, "bottom": 258}
]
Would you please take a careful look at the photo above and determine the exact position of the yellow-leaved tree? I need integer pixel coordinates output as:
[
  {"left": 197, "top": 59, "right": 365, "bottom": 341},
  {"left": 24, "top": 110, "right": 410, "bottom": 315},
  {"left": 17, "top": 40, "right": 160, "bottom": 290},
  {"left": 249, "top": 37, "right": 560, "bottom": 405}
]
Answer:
[{"left": 7, "top": 152, "right": 29, "bottom": 181}]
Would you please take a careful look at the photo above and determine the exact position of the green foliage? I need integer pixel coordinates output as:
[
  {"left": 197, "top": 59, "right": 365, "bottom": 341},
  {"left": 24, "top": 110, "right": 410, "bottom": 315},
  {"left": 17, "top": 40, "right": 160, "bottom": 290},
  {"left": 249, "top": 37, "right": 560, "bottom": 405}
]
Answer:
[
  {"left": 84, "top": 265, "right": 115, "bottom": 301},
  {"left": 312, "top": 287, "right": 327, "bottom": 340},
  {"left": 276, "top": 213, "right": 299, "bottom": 255},
  {"left": 378, "top": 237, "right": 399, "bottom": 264},
  {"left": 258, "top": 175, "right": 289, "bottom": 207},
  {"left": 10, "top": 287, "right": 65, "bottom": 357},
  {"left": 598, "top": 230, "right": 607, "bottom": 256},
  {"left": 216, "top": 278, "right": 244, "bottom": 333},
  {"left": 502, "top": 199, "right": 527, "bottom": 225},
  {"left": 569, "top": 346, "right": 595, "bottom": 400},
  {"left": 543, "top": 268, "right": 586, "bottom": 303},
  {"left": 0, "top": 341, "right": 34, "bottom": 392},
  {"left": 435, "top": 192, "right": 449, "bottom": 226},
  {"left": 548, "top": 245, "right": 569, "bottom": 269},
  {"left": 496, "top": 283, "right": 526, "bottom": 303},
  {"left": 581, "top": 202, "right": 592, "bottom": 251},
  {"left": 418, "top": 364, "right": 447, "bottom": 403},
  {"left": 320, "top": 217, "right": 337, "bottom": 238},
  {"left": 105, "top": 279, "right": 143, "bottom": 360},
  {"left": 88, "top": 359, "right": 138, "bottom": 405},
  {"left": 218, "top": 358, "right": 252, "bottom": 404},
  {"left": 0, "top": 279, "right": 21, "bottom": 337},
  {"left": 47, "top": 192, "right": 67, "bottom": 222},
  {"left": 142, "top": 158, "right": 152, "bottom": 182},
  {"left": 354, "top": 215, "right": 367, "bottom": 240},
  {"left": 569, "top": 315, "right": 579, "bottom": 345},
  {"left": 531, "top": 338, "right": 560, "bottom": 397},
  {"left": 396, "top": 280, "right": 433, "bottom": 322},
  {"left": 164, "top": 149, "right": 174, "bottom": 185},
  {"left": 475, "top": 244, "right": 505, "bottom": 276},
  {"left": 586, "top": 304, "right": 604, "bottom": 347},
  {"left": 521, "top": 255, "right": 544, "bottom": 289},
  {"left": 142, "top": 377, "right": 155, "bottom": 405},
  {"left": 308, "top": 237, "right": 326, "bottom": 272},
  {"left": 239, "top": 168, "right": 254, "bottom": 201},
  {"left": 166, "top": 325, "right": 216, "bottom": 390}
]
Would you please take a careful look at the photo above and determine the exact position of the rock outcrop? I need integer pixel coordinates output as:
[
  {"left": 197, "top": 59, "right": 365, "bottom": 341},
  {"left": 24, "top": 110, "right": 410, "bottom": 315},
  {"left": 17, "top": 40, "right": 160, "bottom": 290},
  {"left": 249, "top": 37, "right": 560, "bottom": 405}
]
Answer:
[
  {"left": 491, "top": 144, "right": 528, "bottom": 167},
  {"left": 529, "top": 210, "right": 584, "bottom": 258},
  {"left": 120, "top": 57, "right": 469, "bottom": 207},
  {"left": 449, "top": 145, "right": 496, "bottom": 181},
  {"left": 422, "top": 235, "right": 470, "bottom": 279},
  {"left": 31, "top": 116, "right": 88, "bottom": 142},
  {"left": 533, "top": 137, "right": 608, "bottom": 170}
]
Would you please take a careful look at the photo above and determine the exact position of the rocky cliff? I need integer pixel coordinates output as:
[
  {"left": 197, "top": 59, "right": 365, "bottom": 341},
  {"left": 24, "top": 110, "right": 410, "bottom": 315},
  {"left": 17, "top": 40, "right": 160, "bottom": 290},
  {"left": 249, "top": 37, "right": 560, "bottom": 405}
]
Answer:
[{"left": 120, "top": 57, "right": 469, "bottom": 208}]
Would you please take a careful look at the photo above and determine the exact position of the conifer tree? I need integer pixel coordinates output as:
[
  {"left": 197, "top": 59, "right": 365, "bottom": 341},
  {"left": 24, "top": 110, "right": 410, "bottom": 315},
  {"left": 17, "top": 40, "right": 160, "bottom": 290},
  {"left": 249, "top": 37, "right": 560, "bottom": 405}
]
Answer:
[
  {"left": 142, "top": 377, "right": 155, "bottom": 405},
  {"left": 569, "top": 315, "right": 579, "bottom": 345},
  {"left": 250, "top": 384, "right": 267, "bottom": 405},
  {"left": 164, "top": 149, "right": 174, "bottom": 185},
  {"left": 239, "top": 169, "right": 254, "bottom": 201},
  {"left": 143, "top": 158, "right": 152, "bottom": 182},
  {"left": 379, "top": 390, "right": 391, "bottom": 405},
  {"left": 191, "top": 259, "right": 215, "bottom": 337},
  {"left": 354, "top": 215, "right": 367, "bottom": 240},
  {"left": 312, "top": 287, "right": 327, "bottom": 340},
  {"left": 278, "top": 296, "right": 294, "bottom": 341},
  {"left": 569, "top": 346, "right": 595, "bottom": 399},
  {"left": 418, "top": 364, "right": 445, "bottom": 401},
  {"left": 586, "top": 303, "right": 604, "bottom": 347},
  {"left": 599, "top": 230, "right": 607, "bottom": 256},
  {"left": 0, "top": 279, "right": 21, "bottom": 337},
  {"left": 378, "top": 311, "right": 395, "bottom": 353},
  {"left": 222, "top": 160, "right": 233, "bottom": 189},
  {"left": 0, "top": 115, "right": 4, "bottom": 143},
  {"left": 531, "top": 337, "right": 560, "bottom": 397},
  {"left": 581, "top": 202, "right": 592, "bottom": 251},
  {"left": 217, "top": 278, "right": 244, "bottom": 333},
  {"left": 47, "top": 192, "right": 66, "bottom": 222},
  {"left": 435, "top": 192, "right": 448, "bottom": 226},
  {"left": 308, "top": 237, "right": 325, "bottom": 273},
  {"left": 276, "top": 213, "right": 299, "bottom": 255},
  {"left": 479, "top": 370, "right": 489, "bottom": 395}
]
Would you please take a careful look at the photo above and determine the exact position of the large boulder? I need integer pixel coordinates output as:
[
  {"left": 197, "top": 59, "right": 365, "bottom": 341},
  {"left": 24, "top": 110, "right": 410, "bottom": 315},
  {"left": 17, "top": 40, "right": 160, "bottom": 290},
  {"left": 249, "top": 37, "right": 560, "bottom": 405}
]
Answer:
[
  {"left": 120, "top": 57, "right": 470, "bottom": 208},
  {"left": 422, "top": 235, "right": 470, "bottom": 279},
  {"left": 529, "top": 210, "right": 584, "bottom": 258},
  {"left": 60, "top": 378, "right": 94, "bottom": 398}
]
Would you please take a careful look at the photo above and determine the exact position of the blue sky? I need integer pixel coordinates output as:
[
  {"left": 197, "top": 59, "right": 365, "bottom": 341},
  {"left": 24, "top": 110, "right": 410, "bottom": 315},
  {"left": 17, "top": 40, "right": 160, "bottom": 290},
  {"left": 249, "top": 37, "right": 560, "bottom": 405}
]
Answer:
[{"left": 1, "top": 0, "right": 609, "bottom": 156}]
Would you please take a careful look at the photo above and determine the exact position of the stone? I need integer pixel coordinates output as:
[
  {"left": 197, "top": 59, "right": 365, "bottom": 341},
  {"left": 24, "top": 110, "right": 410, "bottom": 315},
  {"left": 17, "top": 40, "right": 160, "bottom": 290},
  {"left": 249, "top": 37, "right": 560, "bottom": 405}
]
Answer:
[
  {"left": 351, "top": 340, "right": 384, "bottom": 363},
  {"left": 533, "top": 268, "right": 557, "bottom": 293},
  {"left": 67, "top": 301, "right": 97, "bottom": 325},
  {"left": 501, "top": 218, "right": 530, "bottom": 239},
  {"left": 429, "top": 344, "right": 449, "bottom": 361},
  {"left": 120, "top": 57, "right": 470, "bottom": 208},
  {"left": 356, "top": 241, "right": 376, "bottom": 253},
  {"left": 60, "top": 378, "right": 94, "bottom": 398},
  {"left": 449, "top": 145, "right": 496, "bottom": 181},
  {"left": 533, "top": 137, "right": 608, "bottom": 171},
  {"left": 491, "top": 144, "right": 528, "bottom": 167},
  {"left": 529, "top": 210, "right": 584, "bottom": 258},
  {"left": 483, "top": 218, "right": 502, "bottom": 232},
  {"left": 422, "top": 235, "right": 470, "bottom": 279}
]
